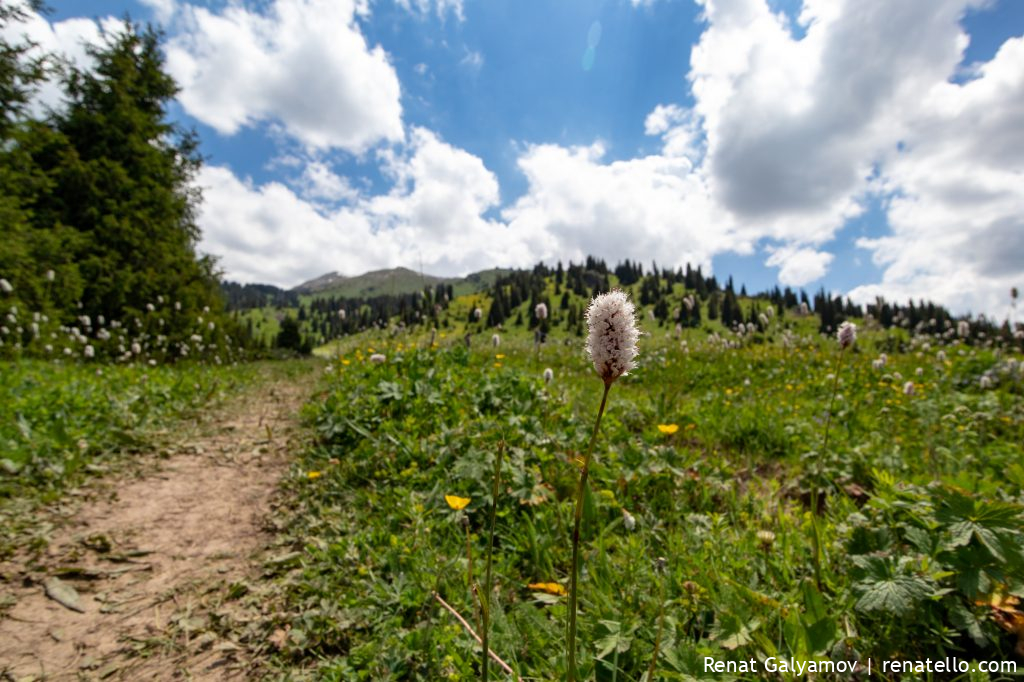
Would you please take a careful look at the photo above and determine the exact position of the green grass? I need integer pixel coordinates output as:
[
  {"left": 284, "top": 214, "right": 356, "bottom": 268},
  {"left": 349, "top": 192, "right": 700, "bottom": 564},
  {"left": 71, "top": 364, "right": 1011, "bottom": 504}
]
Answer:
[
  {"left": 0, "top": 360, "right": 256, "bottom": 498},
  {"left": 268, "top": 325, "right": 1024, "bottom": 680}
]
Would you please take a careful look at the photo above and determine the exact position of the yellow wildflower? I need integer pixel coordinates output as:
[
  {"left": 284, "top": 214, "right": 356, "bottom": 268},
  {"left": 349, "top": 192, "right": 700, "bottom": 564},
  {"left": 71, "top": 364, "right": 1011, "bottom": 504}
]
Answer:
[
  {"left": 307, "top": 471, "right": 322, "bottom": 479},
  {"left": 657, "top": 424, "right": 679, "bottom": 435},
  {"left": 445, "top": 494, "right": 471, "bottom": 511},
  {"left": 528, "top": 582, "right": 567, "bottom": 596},
  {"left": 495, "top": 353, "right": 505, "bottom": 359}
]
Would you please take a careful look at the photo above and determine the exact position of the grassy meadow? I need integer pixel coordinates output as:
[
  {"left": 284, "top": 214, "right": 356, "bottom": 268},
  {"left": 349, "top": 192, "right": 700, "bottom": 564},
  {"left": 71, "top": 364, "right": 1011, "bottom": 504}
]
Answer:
[
  {"left": 3, "top": 272, "right": 1023, "bottom": 680},
  {"left": 262, "top": 310, "right": 1024, "bottom": 680}
]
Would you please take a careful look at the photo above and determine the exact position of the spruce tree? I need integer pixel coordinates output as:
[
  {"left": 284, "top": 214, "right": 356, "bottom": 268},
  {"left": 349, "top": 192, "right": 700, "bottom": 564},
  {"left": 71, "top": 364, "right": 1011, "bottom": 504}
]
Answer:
[{"left": 37, "top": 23, "right": 223, "bottom": 333}]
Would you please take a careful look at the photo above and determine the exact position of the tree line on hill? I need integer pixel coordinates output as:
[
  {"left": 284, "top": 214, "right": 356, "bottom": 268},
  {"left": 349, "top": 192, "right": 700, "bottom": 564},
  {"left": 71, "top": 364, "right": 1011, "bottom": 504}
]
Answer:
[
  {"left": 230, "top": 249, "right": 1020, "bottom": 353},
  {"left": 220, "top": 282, "right": 300, "bottom": 310}
]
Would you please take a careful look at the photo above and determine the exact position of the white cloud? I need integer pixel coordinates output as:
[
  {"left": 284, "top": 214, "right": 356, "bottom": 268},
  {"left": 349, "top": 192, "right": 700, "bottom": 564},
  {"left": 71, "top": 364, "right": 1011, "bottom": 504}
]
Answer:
[
  {"left": 503, "top": 142, "right": 741, "bottom": 271},
  {"left": 165, "top": 0, "right": 403, "bottom": 153},
  {"left": 3, "top": 12, "right": 124, "bottom": 115},
  {"left": 644, "top": 103, "right": 702, "bottom": 160},
  {"left": 460, "top": 48, "right": 484, "bottom": 71},
  {"left": 139, "top": 0, "right": 177, "bottom": 24},
  {"left": 643, "top": 104, "right": 686, "bottom": 136},
  {"left": 395, "top": 0, "right": 465, "bottom": 22},
  {"left": 196, "top": 165, "right": 376, "bottom": 285},
  {"left": 765, "top": 246, "right": 833, "bottom": 286},
  {"left": 849, "top": 35, "right": 1024, "bottom": 315},
  {"left": 296, "top": 161, "right": 359, "bottom": 203},
  {"left": 197, "top": 129, "right": 538, "bottom": 286},
  {"left": 627, "top": 0, "right": 1019, "bottom": 314}
]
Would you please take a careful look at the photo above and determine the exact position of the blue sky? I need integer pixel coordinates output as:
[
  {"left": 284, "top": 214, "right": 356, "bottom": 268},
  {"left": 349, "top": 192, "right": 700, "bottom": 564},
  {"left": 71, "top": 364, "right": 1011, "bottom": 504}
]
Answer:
[{"left": 23, "top": 0, "right": 1024, "bottom": 314}]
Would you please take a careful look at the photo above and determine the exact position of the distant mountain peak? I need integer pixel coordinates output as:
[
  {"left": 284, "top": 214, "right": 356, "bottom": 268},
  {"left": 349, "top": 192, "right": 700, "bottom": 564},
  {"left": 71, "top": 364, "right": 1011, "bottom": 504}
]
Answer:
[{"left": 288, "top": 266, "right": 513, "bottom": 299}]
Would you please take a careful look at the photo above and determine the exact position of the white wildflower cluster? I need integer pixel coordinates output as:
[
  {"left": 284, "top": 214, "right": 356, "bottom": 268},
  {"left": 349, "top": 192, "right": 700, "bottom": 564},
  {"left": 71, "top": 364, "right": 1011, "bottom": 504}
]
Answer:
[
  {"left": 0, "top": 292, "right": 243, "bottom": 366},
  {"left": 585, "top": 290, "right": 640, "bottom": 385},
  {"left": 837, "top": 321, "right": 856, "bottom": 349}
]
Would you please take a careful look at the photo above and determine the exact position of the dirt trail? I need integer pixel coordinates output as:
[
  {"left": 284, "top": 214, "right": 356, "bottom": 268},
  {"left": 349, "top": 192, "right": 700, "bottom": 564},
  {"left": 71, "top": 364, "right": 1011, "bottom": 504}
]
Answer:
[{"left": 0, "top": 366, "right": 314, "bottom": 681}]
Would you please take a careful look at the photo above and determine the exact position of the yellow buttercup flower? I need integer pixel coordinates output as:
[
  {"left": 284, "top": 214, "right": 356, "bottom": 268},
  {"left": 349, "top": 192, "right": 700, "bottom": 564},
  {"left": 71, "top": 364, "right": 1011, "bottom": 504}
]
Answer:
[
  {"left": 307, "top": 471, "right": 322, "bottom": 479},
  {"left": 445, "top": 494, "right": 470, "bottom": 511},
  {"left": 657, "top": 424, "right": 679, "bottom": 435},
  {"left": 528, "top": 582, "right": 567, "bottom": 596},
  {"left": 495, "top": 354, "right": 505, "bottom": 359}
]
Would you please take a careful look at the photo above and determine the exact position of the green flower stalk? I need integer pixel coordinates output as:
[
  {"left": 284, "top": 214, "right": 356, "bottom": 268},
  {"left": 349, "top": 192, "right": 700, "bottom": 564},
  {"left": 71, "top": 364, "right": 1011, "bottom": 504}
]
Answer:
[
  {"left": 811, "top": 320, "right": 856, "bottom": 588},
  {"left": 481, "top": 441, "right": 504, "bottom": 680},
  {"left": 568, "top": 290, "right": 639, "bottom": 682}
]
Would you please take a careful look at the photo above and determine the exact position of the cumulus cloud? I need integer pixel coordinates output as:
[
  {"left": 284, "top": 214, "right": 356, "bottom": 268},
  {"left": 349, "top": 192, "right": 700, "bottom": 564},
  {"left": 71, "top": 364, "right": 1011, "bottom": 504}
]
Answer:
[
  {"left": 296, "top": 161, "right": 359, "bottom": 203},
  {"left": 196, "top": 165, "right": 376, "bottom": 285},
  {"left": 672, "top": 0, "right": 1021, "bottom": 313},
  {"left": 503, "top": 142, "right": 739, "bottom": 270},
  {"left": 503, "top": 0, "right": 1019, "bottom": 314},
  {"left": 165, "top": 0, "right": 403, "bottom": 152},
  {"left": 765, "top": 246, "right": 833, "bottom": 286},
  {"left": 2, "top": 11, "right": 124, "bottom": 114},
  {"left": 644, "top": 103, "right": 703, "bottom": 160},
  {"left": 849, "top": 35, "right": 1024, "bottom": 314},
  {"left": 197, "top": 129, "right": 538, "bottom": 286},
  {"left": 139, "top": 0, "right": 177, "bottom": 24}
]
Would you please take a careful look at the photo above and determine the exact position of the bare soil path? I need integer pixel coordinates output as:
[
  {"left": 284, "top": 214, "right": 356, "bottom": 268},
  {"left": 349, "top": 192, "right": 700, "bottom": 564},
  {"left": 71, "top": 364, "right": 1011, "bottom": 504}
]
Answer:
[{"left": 0, "top": 362, "right": 316, "bottom": 681}]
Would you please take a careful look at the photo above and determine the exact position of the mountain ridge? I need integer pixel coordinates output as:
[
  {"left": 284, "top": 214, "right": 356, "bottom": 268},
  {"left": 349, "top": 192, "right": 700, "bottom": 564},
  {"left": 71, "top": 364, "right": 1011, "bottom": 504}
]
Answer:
[{"left": 289, "top": 266, "right": 513, "bottom": 299}]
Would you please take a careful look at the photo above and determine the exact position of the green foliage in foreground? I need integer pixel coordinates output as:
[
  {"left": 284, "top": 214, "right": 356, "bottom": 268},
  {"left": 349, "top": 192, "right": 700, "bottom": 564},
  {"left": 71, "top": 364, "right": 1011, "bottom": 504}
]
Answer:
[
  {"left": 271, "top": 331, "right": 1024, "bottom": 679},
  {"left": 0, "top": 360, "right": 251, "bottom": 499}
]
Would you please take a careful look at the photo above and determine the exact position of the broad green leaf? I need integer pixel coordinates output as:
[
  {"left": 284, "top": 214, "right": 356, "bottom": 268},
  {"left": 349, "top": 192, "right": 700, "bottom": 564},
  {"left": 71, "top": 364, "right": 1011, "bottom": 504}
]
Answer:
[{"left": 854, "top": 574, "right": 933, "bottom": 615}]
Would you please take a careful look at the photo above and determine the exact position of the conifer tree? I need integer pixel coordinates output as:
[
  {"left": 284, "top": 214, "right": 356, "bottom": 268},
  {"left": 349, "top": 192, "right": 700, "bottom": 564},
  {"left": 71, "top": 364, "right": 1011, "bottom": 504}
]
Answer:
[{"left": 37, "top": 23, "right": 224, "bottom": 331}]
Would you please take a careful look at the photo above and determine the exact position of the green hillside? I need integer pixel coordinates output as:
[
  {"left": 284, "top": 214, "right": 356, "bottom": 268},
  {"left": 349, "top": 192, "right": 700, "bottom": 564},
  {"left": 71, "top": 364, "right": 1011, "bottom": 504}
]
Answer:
[{"left": 293, "top": 266, "right": 512, "bottom": 302}]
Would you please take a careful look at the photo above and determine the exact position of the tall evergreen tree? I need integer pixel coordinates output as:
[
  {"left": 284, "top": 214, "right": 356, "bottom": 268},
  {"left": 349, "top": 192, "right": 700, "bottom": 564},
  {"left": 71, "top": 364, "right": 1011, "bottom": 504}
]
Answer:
[
  {"left": 34, "top": 23, "right": 223, "bottom": 331},
  {"left": 0, "top": 1, "right": 69, "bottom": 314}
]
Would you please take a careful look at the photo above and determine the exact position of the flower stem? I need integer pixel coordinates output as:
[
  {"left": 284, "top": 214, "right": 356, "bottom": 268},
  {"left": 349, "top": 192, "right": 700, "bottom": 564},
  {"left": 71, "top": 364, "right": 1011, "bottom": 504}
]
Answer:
[
  {"left": 820, "top": 348, "right": 846, "bottom": 460},
  {"left": 481, "top": 441, "right": 503, "bottom": 681},
  {"left": 645, "top": 565, "right": 668, "bottom": 682},
  {"left": 464, "top": 520, "right": 478, "bottom": 630},
  {"left": 568, "top": 382, "right": 612, "bottom": 682},
  {"left": 811, "top": 347, "right": 846, "bottom": 589}
]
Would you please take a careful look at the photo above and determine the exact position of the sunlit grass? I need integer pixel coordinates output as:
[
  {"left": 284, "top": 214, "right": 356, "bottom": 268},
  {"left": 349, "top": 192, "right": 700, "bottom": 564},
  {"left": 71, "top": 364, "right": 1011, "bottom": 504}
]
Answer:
[{"left": 270, "top": 324, "right": 1024, "bottom": 679}]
